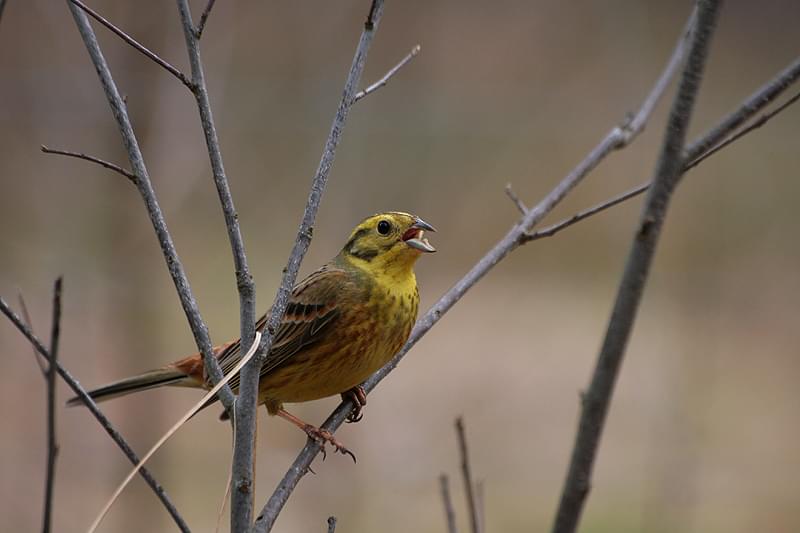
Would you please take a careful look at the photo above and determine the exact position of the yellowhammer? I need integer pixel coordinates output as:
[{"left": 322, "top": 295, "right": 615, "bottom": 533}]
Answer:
[{"left": 68, "top": 212, "right": 435, "bottom": 459}]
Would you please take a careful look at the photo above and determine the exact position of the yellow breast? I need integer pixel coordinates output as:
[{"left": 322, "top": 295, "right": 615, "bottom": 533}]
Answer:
[{"left": 261, "top": 265, "right": 419, "bottom": 405}]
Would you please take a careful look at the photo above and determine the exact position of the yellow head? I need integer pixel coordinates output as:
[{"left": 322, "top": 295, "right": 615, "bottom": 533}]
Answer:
[{"left": 339, "top": 211, "right": 436, "bottom": 275}]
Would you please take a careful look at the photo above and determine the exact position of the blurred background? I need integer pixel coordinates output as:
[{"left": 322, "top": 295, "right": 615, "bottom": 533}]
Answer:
[{"left": 1, "top": 1, "right": 799, "bottom": 532}]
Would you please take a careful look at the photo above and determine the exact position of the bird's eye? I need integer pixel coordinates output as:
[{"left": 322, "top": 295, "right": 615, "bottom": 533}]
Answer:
[{"left": 377, "top": 220, "right": 392, "bottom": 235}]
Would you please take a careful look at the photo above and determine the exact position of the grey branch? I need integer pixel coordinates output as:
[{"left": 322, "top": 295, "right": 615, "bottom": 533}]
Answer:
[
  {"left": 195, "top": 0, "right": 217, "bottom": 38},
  {"left": 253, "top": 4, "right": 701, "bottom": 525},
  {"left": 551, "top": 2, "right": 721, "bottom": 533},
  {"left": 455, "top": 418, "right": 480, "bottom": 533},
  {"left": 353, "top": 44, "right": 421, "bottom": 103},
  {"left": 327, "top": 516, "right": 337, "bottom": 533},
  {"left": 66, "top": 0, "right": 235, "bottom": 423},
  {"left": 42, "top": 277, "right": 62, "bottom": 533},
  {"left": 527, "top": 55, "right": 800, "bottom": 243},
  {"left": 41, "top": 146, "right": 136, "bottom": 183},
  {"left": 522, "top": 185, "right": 644, "bottom": 242},
  {"left": 250, "top": 2, "right": 386, "bottom": 530},
  {"left": 504, "top": 183, "right": 528, "bottom": 215},
  {"left": 174, "top": 0, "right": 258, "bottom": 528},
  {"left": 685, "top": 88, "right": 800, "bottom": 171},
  {"left": 475, "top": 480, "right": 485, "bottom": 533},
  {"left": 439, "top": 474, "right": 458, "bottom": 533},
  {"left": 17, "top": 292, "right": 48, "bottom": 374},
  {"left": 68, "top": 0, "right": 193, "bottom": 89},
  {"left": 0, "top": 297, "right": 190, "bottom": 532}
]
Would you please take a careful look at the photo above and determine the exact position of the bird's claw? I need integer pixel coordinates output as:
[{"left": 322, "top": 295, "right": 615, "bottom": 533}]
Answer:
[
  {"left": 342, "top": 385, "right": 367, "bottom": 424},
  {"left": 302, "top": 424, "right": 357, "bottom": 463}
]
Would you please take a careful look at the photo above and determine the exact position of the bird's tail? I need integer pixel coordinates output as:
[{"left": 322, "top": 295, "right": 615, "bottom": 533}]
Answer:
[{"left": 66, "top": 366, "right": 193, "bottom": 407}]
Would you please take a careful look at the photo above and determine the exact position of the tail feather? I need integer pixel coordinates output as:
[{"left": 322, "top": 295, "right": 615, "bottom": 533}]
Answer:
[{"left": 66, "top": 367, "right": 191, "bottom": 407}]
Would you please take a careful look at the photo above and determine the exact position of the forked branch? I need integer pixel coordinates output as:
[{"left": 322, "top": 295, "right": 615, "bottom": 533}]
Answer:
[
  {"left": 255, "top": 6, "right": 800, "bottom": 531},
  {"left": 0, "top": 295, "right": 190, "bottom": 532},
  {"left": 68, "top": 0, "right": 192, "bottom": 88},
  {"left": 254, "top": 5, "right": 700, "bottom": 529},
  {"left": 551, "top": 2, "right": 721, "bottom": 531}
]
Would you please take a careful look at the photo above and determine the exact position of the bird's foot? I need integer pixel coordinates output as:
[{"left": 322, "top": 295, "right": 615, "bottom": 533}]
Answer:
[
  {"left": 341, "top": 385, "right": 367, "bottom": 423},
  {"left": 302, "top": 424, "right": 356, "bottom": 463}
]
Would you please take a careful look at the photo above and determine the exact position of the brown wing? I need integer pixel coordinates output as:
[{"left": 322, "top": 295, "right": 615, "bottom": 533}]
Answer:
[{"left": 213, "top": 263, "right": 349, "bottom": 392}]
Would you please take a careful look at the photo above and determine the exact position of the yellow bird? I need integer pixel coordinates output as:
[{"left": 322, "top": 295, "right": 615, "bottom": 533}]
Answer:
[{"left": 69, "top": 212, "right": 435, "bottom": 458}]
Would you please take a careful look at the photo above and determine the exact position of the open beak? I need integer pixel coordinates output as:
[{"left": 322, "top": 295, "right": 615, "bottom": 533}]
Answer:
[{"left": 402, "top": 217, "right": 437, "bottom": 253}]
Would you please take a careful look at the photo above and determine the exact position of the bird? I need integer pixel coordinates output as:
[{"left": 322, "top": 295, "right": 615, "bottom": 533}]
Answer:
[{"left": 68, "top": 211, "right": 435, "bottom": 460}]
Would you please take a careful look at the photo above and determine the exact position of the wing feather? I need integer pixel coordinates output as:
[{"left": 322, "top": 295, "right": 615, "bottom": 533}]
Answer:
[{"left": 212, "top": 264, "right": 349, "bottom": 392}]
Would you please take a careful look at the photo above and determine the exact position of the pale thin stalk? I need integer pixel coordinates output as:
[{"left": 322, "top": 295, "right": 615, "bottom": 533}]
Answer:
[{"left": 88, "top": 332, "right": 262, "bottom": 533}]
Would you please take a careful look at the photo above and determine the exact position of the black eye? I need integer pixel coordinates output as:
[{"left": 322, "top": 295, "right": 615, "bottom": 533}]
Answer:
[{"left": 377, "top": 220, "right": 392, "bottom": 235}]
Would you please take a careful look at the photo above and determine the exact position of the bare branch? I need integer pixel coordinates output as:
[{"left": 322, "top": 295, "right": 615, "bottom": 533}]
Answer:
[
  {"left": 327, "top": 516, "right": 337, "bottom": 533},
  {"left": 253, "top": 5, "right": 701, "bottom": 522},
  {"left": 551, "top": 2, "right": 721, "bottom": 532},
  {"left": 685, "top": 89, "right": 800, "bottom": 171},
  {"left": 195, "top": 0, "right": 217, "bottom": 39},
  {"left": 439, "top": 474, "right": 458, "bottom": 533},
  {"left": 251, "top": 2, "right": 386, "bottom": 530},
  {"left": 0, "top": 296, "right": 190, "bottom": 532},
  {"left": 475, "top": 479, "right": 485, "bottom": 533},
  {"left": 621, "top": 6, "right": 698, "bottom": 143},
  {"left": 17, "top": 292, "right": 48, "bottom": 374},
  {"left": 41, "top": 145, "right": 136, "bottom": 183},
  {"left": 67, "top": 0, "right": 193, "bottom": 89},
  {"left": 353, "top": 44, "right": 421, "bottom": 103},
  {"left": 524, "top": 57, "right": 800, "bottom": 243},
  {"left": 42, "top": 278, "right": 62, "bottom": 533},
  {"left": 0, "top": 0, "right": 7, "bottom": 29},
  {"left": 522, "top": 184, "right": 645, "bottom": 242},
  {"left": 65, "top": 0, "right": 235, "bottom": 416},
  {"left": 173, "top": 0, "right": 258, "bottom": 526},
  {"left": 504, "top": 183, "right": 528, "bottom": 215},
  {"left": 456, "top": 418, "right": 480, "bottom": 533}
]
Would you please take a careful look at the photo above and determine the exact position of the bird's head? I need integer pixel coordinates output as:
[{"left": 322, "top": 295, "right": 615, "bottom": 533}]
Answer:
[{"left": 340, "top": 211, "right": 436, "bottom": 274}]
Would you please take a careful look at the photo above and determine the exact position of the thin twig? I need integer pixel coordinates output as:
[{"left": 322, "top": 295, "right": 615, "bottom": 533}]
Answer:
[
  {"left": 0, "top": 0, "right": 7, "bottom": 28},
  {"left": 353, "top": 44, "right": 421, "bottom": 102},
  {"left": 41, "top": 146, "right": 136, "bottom": 183},
  {"left": 475, "top": 479, "right": 485, "bottom": 533},
  {"left": 67, "top": 0, "right": 192, "bottom": 88},
  {"left": 504, "top": 183, "right": 528, "bottom": 215},
  {"left": 685, "top": 89, "right": 800, "bottom": 171},
  {"left": 327, "top": 516, "right": 337, "bottom": 533},
  {"left": 0, "top": 297, "right": 190, "bottom": 533},
  {"left": 455, "top": 418, "right": 480, "bottom": 533},
  {"left": 522, "top": 184, "right": 644, "bottom": 242},
  {"left": 254, "top": 6, "right": 699, "bottom": 526},
  {"left": 173, "top": 1, "right": 258, "bottom": 526},
  {"left": 551, "top": 2, "right": 721, "bottom": 532},
  {"left": 195, "top": 0, "right": 217, "bottom": 38},
  {"left": 42, "top": 278, "right": 62, "bottom": 533},
  {"left": 439, "top": 474, "right": 458, "bottom": 533},
  {"left": 17, "top": 292, "right": 48, "bottom": 374},
  {"left": 66, "top": 0, "right": 235, "bottom": 412},
  {"left": 251, "top": 2, "right": 386, "bottom": 531},
  {"left": 525, "top": 60, "right": 800, "bottom": 243}
]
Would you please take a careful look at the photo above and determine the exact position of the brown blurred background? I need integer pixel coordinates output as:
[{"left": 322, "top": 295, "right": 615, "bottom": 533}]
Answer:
[{"left": 2, "top": 1, "right": 799, "bottom": 531}]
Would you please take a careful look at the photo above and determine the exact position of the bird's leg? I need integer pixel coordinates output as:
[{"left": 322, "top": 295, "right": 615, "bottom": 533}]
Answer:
[
  {"left": 341, "top": 385, "right": 367, "bottom": 423},
  {"left": 276, "top": 408, "right": 356, "bottom": 463}
]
